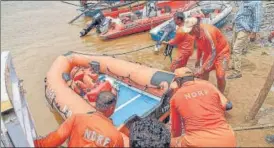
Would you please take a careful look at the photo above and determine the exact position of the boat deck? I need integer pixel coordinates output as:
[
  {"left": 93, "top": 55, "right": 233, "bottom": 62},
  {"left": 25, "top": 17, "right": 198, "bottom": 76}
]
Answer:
[{"left": 99, "top": 75, "right": 161, "bottom": 127}]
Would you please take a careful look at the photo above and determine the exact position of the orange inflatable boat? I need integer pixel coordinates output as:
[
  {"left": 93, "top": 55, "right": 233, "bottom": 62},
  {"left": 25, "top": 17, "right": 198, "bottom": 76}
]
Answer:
[{"left": 44, "top": 51, "right": 175, "bottom": 135}]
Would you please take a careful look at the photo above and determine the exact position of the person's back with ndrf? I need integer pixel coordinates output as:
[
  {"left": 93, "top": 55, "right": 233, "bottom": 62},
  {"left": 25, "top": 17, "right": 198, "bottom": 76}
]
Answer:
[
  {"left": 34, "top": 91, "right": 124, "bottom": 147},
  {"left": 169, "top": 67, "right": 236, "bottom": 147}
]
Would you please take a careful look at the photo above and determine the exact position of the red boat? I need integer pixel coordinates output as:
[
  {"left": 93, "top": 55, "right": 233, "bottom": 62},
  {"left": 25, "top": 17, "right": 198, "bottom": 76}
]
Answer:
[
  {"left": 80, "top": 1, "right": 197, "bottom": 39},
  {"left": 100, "top": 1, "right": 197, "bottom": 40}
]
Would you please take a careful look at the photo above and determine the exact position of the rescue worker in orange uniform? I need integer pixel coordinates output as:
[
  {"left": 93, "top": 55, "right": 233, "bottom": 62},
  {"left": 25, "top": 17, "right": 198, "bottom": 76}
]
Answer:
[
  {"left": 169, "top": 67, "right": 236, "bottom": 147},
  {"left": 182, "top": 17, "right": 230, "bottom": 93},
  {"left": 162, "top": 12, "right": 195, "bottom": 72},
  {"left": 34, "top": 91, "right": 124, "bottom": 147}
]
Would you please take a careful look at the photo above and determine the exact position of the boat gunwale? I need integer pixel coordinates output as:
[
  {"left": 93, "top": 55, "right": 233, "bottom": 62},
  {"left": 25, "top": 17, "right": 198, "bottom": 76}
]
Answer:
[{"left": 44, "top": 53, "right": 172, "bottom": 134}]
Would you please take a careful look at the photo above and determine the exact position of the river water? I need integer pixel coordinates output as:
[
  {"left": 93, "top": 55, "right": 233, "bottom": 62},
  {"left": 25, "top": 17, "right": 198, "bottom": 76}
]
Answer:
[{"left": 1, "top": 1, "right": 174, "bottom": 135}]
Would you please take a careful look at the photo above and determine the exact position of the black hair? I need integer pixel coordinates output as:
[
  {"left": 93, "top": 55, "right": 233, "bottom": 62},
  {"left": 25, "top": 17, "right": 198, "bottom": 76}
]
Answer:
[
  {"left": 96, "top": 91, "right": 116, "bottom": 111},
  {"left": 174, "top": 75, "right": 194, "bottom": 87},
  {"left": 129, "top": 117, "right": 171, "bottom": 148},
  {"left": 174, "top": 11, "right": 185, "bottom": 21}
]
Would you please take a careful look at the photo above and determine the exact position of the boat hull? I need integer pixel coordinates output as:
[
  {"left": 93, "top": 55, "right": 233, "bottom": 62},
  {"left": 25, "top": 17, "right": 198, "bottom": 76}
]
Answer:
[
  {"left": 1, "top": 51, "right": 37, "bottom": 147},
  {"left": 99, "top": 1, "right": 197, "bottom": 40},
  {"left": 45, "top": 52, "right": 175, "bottom": 135},
  {"left": 100, "top": 14, "right": 172, "bottom": 40}
]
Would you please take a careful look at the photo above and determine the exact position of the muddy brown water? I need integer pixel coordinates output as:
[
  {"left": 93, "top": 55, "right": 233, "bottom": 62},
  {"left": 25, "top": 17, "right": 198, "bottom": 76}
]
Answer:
[{"left": 1, "top": 1, "right": 176, "bottom": 135}]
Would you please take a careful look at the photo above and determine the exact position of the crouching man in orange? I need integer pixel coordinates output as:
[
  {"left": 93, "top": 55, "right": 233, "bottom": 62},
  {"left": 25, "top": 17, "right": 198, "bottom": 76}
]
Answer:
[
  {"left": 183, "top": 17, "right": 230, "bottom": 93},
  {"left": 169, "top": 67, "right": 236, "bottom": 147},
  {"left": 161, "top": 12, "right": 195, "bottom": 72},
  {"left": 34, "top": 91, "right": 124, "bottom": 147}
]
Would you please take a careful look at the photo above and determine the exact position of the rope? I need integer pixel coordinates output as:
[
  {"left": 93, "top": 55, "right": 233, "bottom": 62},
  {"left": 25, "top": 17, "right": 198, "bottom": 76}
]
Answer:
[
  {"left": 69, "top": 44, "right": 155, "bottom": 57},
  {"left": 233, "top": 123, "right": 274, "bottom": 131},
  {"left": 106, "top": 67, "right": 160, "bottom": 90},
  {"left": 163, "top": 44, "right": 174, "bottom": 62}
]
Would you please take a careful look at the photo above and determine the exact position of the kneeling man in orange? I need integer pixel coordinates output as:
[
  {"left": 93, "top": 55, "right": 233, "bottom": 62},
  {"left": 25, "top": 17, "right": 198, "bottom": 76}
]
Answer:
[{"left": 169, "top": 67, "right": 236, "bottom": 147}]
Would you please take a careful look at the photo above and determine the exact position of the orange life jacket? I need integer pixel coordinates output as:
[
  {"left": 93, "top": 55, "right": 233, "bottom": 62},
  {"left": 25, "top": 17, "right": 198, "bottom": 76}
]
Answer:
[
  {"left": 70, "top": 67, "right": 83, "bottom": 79},
  {"left": 71, "top": 80, "right": 88, "bottom": 96},
  {"left": 85, "top": 81, "right": 113, "bottom": 102},
  {"left": 83, "top": 74, "right": 96, "bottom": 88},
  {"left": 71, "top": 68, "right": 85, "bottom": 82},
  {"left": 85, "top": 67, "right": 99, "bottom": 81},
  {"left": 69, "top": 66, "right": 105, "bottom": 99},
  {"left": 71, "top": 67, "right": 98, "bottom": 81}
]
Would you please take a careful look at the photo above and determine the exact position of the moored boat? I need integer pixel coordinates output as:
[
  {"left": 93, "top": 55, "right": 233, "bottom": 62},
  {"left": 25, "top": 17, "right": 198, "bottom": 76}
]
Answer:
[
  {"left": 1, "top": 51, "right": 37, "bottom": 147},
  {"left": 44, "top": 51, "right": 175, "bottom": 135},
  {"left": 150, "top": 2, "right": 232, "bottom": 46},
  {"left": 79, "top": 1, "right": 197, "bottom": 39}
]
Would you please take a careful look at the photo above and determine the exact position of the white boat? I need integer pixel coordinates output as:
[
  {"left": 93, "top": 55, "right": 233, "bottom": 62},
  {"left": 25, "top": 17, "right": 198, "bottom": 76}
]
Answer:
[
  {"left": 150, "top": 2, "right": 232, "bottom": 51},
  {"left": 1, "top": 51, "right": 37, "bottom": 147}
]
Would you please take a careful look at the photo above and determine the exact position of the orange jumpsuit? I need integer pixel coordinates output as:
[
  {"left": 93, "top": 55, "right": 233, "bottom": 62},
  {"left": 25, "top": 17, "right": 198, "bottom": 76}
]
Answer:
[
  {"left": 170, "top": 80, "right": 236, "bottom": 147},
  {"left": 196, "top": 24, "right": 230, "bottom": 79},
  {"left": 168, "top": 27, "right": 195, "bottom": 72},
  {"left": 34, "top": 112, "right": 124, "bottom": 147}
]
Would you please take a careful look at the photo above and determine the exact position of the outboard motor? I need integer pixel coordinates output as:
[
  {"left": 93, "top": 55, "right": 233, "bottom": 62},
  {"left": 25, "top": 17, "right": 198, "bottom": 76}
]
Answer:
[{"left": 80, "top": 11, "right": 106, "bottom": 37}]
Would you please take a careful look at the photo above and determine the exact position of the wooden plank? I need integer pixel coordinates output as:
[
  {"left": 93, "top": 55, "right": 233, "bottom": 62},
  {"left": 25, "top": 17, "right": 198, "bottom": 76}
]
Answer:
[{"left": 246, "top": 61, "right": 274, "bottom": 121}]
